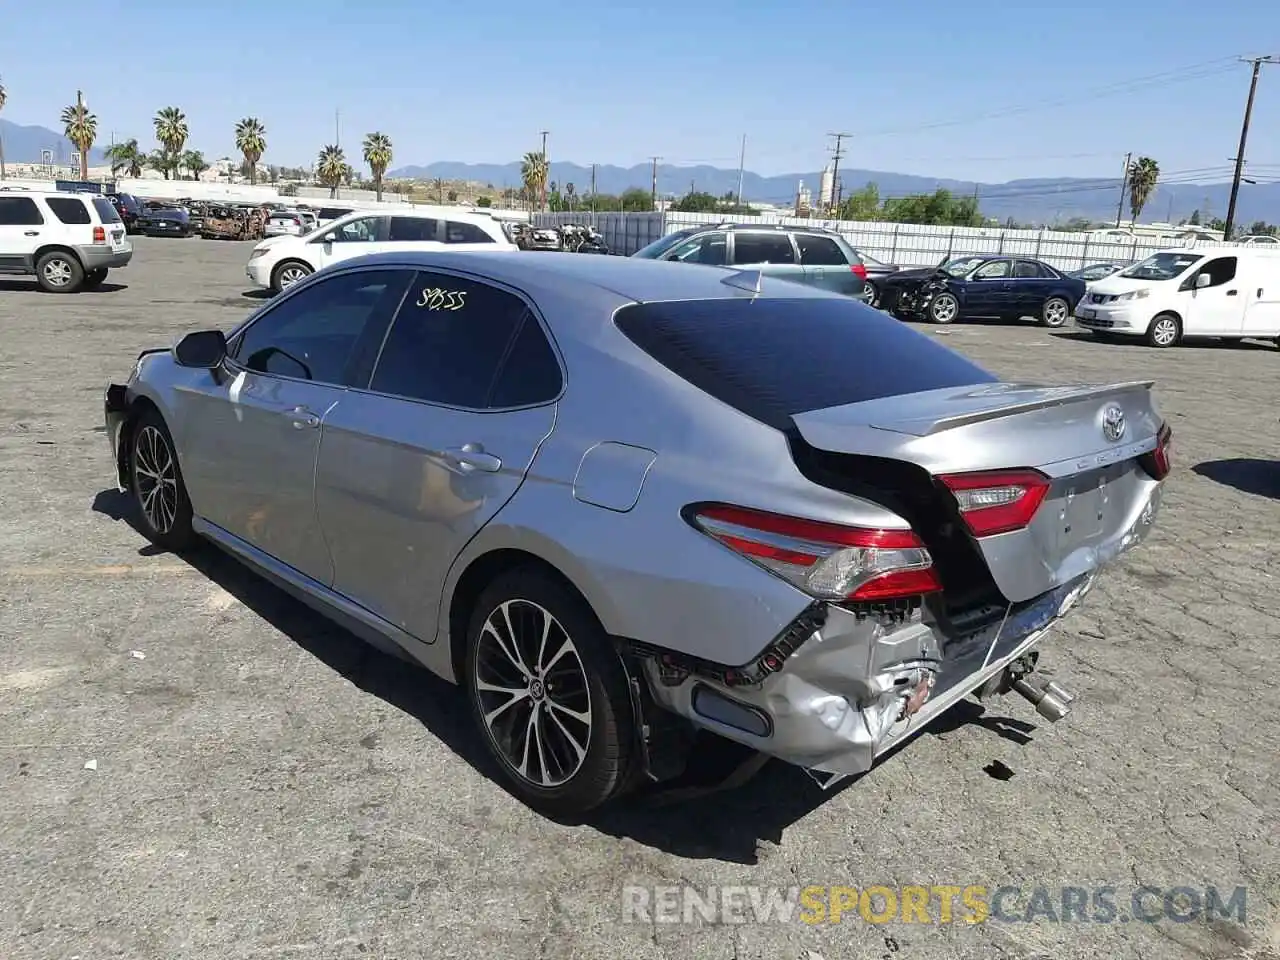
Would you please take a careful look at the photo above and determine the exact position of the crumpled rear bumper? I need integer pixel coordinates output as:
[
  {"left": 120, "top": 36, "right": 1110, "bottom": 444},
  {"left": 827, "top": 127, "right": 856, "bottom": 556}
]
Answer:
[{"left": 643, "top": 572, "right": 1098, "bottom": 779}]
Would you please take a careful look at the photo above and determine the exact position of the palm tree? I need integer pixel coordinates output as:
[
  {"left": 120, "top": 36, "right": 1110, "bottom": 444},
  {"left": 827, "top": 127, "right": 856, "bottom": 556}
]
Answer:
[
  {"left": 180, "top": 149, "right": 208, "bottom": 181},
  {"left": 234, "top": 117, "right": 266, "bottom": 184},
  {"left": 61, "top": 93, "right": 97, "bottom": 181},
  {"left": 565, "top": 181, "right": 576, "bottom": 211},
  {"left": 316, "top": 145, "right": 346, "bottom": 198},
  {"left": 362, "top": 132, "right": 393, "bottom": 201},
  {"left": 521, "top": 151, "right": 548, "bottom": 213},
  {"left": 105, "top": 138, "right": 144, "bottom": 178},
  {"left": 154, "top": 106, "right": 189, "bottom": 175},
  {"left": 1128, "top": 157, "right": 1160, "bottom": 223},
  {"left": 0, "top": 78, "right": 8, "bottom": 179}
]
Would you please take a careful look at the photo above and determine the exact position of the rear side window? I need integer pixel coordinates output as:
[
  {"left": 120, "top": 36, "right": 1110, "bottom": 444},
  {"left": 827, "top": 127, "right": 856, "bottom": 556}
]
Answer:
[
  {"left": 489, "top": 316, "right": 562, "bottom": 406},
  {"left": 613, "top": 298, "right": 997, "bottom": 430},
  {"left": 1013, "top": 260, "right": 1047, "bottom": 278},
  {"left": 93, "top": 198, "right": 122, "bottom": 223},
  {"left": 444, "top": 221, "right": 496, "bottom": 244},
  {"left": 370, "top": 272, "right": 532, "bottom": 408},
  {"left": 733, "top": 233, "right": 795, "bottom": 265},
  {"left": 795, "top": 234, "right": 849, "bottom": 266},
  {"left": 0, "top": 197, "right": 44, "bottom": 226},
  {"left": 46, "top": 198, "right": 93, "bottom": 224},
  {"left": 388, "top": 217, "right": 440, "bottom": 242}
]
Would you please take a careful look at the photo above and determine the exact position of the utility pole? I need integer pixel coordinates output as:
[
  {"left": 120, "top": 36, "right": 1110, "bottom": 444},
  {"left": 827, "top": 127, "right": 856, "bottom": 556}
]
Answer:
[
  {"left": 735, "top": 134, "right": 746, "bottom": 209},
  {"left": 539, "top": 130, "right": 549, "bottom": 213},
  {"left": 650, "top": 156, "right": 661, "bottom": 209},
  {"left": 589, "top": 162, "right": 597, "bottom": 218},
  {"left": 827, "top": 133, "right": 850, "bottom": 214},
  {"left": 1223, "top": 55, "right": 1276, "bottom": 241},
  {"left": 1115, "top": 151, "right": 1132, "bottom": 228}
]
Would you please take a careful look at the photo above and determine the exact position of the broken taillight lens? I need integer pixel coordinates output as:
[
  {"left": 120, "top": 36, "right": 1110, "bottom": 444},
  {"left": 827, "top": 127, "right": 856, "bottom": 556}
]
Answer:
[
  {"left": 938, "top": 468, "right": 1051, "bottom": 538},
  {"left": 686, "top": 503, "right": 942, "bottom": 602},
  {"left": 1142, "top": 423, "right": 1173, "bottom": 480}
]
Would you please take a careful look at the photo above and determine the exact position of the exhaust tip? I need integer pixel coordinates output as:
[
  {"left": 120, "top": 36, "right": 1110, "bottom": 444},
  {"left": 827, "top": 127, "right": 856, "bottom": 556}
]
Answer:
[{"left": 1010, "top": 675, "right": 1073, "bottom": 723}]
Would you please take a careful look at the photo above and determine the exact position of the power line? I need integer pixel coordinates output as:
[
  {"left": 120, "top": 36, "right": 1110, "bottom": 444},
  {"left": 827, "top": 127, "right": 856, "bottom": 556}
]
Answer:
[{"left": 1224, "top": 56, "right": 1277, "bottom": 238}]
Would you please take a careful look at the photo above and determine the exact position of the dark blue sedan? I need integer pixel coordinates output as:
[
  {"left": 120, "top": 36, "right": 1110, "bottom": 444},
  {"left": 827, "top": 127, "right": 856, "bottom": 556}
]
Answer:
[
  {"left": 137, "top": 207, "right": 192, "bottom": 238},
  {"left": 878, "top": 255, "right": 1087, "bottom": 327}
]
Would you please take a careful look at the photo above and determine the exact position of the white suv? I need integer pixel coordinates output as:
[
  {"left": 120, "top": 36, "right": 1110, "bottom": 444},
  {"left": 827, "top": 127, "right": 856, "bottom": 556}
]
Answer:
[
  {"left": 245, "top": 208, "right": 517, "bottom": 293},
  {"left": 0, "top": 191, "right": 133, "bottom": 292}
]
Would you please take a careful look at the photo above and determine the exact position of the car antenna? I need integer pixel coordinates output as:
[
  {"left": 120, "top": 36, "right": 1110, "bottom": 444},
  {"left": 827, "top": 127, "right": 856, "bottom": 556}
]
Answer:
[{"left": 721, "top": 269, "right": 763, "bottom": 295}]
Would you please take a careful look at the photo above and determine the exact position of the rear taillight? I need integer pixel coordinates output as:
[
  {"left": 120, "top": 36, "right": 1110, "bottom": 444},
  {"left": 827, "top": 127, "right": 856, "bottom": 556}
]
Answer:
[
  {"left": 92, "top": 226, "right": 106, "bottom": 244},
  {"left": 851, "top": 262, "right": 868, "bottom": 280},
  {"left": 1142, "top": 423, "right": 1173, "bottom": 480},
  {"left": 938, "top": 469, "right": 1051, "bottom": 538},
  {"left": 686, "top": 503, "right": 941, "bottom": 602}
]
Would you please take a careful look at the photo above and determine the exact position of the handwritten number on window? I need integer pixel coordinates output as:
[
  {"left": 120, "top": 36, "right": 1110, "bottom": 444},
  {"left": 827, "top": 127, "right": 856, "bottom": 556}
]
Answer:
[{"left": 415, "top": 288, "right": 467, "bottom": 311}]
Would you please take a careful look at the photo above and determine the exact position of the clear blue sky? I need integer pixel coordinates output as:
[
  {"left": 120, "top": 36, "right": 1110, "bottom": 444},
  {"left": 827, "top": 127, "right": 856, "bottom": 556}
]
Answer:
[{"left": 1, "top": 0, "right": 1277, "bottom": 184}]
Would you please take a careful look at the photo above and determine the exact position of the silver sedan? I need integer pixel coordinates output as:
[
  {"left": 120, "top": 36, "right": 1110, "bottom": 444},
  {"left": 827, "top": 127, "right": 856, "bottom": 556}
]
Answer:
[{"left": 103, "top": 252, "right": 1170, "bottom": 816}]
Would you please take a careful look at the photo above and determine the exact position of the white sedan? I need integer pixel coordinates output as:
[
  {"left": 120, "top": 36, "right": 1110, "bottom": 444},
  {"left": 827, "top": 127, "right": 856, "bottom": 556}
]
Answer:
[{"left": 245, "top": 208, "right": 517, "bottom": 293}]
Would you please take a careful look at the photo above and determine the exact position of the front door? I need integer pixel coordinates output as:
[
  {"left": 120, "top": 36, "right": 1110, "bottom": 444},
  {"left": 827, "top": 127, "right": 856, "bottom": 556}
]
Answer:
[
  {"left": 730, "top": 231, "right": 805, "bottom": 286},
  {"left": 175, "top": 268, "right": 412, "bottom": 583},
  {"left": 0, "top": 196, "right": 46, "bottom": 275},
  {"left": 308, "top": 214, "right": 388, "bottom": 270},
  {"left": 964, "top": 258, "right": 1013, "bottom": 314},
  {"left": 1181, "top": 256, "right": 1243, "bottom": 335},
  {"left": 314, "top": 270, "right": 562, "bottom": 642}
]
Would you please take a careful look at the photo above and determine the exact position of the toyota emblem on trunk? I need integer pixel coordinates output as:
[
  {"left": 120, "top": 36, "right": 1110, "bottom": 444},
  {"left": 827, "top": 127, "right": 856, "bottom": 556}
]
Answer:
[{"left": 1101, "top": 404, "right": 1126, "bottom": 442}]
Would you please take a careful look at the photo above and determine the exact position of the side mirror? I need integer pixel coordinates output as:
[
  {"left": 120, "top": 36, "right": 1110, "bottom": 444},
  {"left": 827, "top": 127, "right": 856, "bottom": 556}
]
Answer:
[
  {"left": 323, "top": 232, "right": 337, "bottom": 243},
  {"left": 173, "top": 329, "right": 227, "bottom": 368},
  {"left": 1195, "top": 273, "right": 1211, "bottom": 289}
]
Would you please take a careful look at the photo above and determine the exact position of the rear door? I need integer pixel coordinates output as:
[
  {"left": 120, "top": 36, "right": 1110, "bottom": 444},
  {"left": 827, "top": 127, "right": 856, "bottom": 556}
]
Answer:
[
  {"left": 0, "top": 196, "right": 47, "bottom": 272},
  {"left": 1010, "top": 259, "right": 1054, "bottom": 315},
  {"left": 387, "top": 214, "right": 443, "bottom": 250},
  {"left": 729, "top": 231, "right": 805, "bottom": 285},
  {"left": 314, "top": 270, "right": 562, "bottom": 641},
  {"left": 88, "top": 198, "right": 129, "bottom": 250},
  {"left": 795, "top": 232, "right": 863, "bottom": 296}
]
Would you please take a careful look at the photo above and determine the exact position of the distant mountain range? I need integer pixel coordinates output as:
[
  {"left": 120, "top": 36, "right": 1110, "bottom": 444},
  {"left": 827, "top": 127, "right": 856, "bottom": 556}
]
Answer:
[
  {"left": 0, "top": 119, "right": 108, "bottom": 167},
  {"left": 3, "top": 119, "right": 1275, "bottom": 226},
  {"left": 393, "top": 159, "right": 1280, "bottom": 227}
]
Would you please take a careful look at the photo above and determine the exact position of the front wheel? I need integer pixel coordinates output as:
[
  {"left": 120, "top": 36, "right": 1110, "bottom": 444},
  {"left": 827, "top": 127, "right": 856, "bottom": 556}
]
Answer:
[
  {"left": 465, "top": 568, "right": 636, "bottom": 817},
  {"left": 929, "top": 292, "right": 959, "bottom": 324},
  {"left": 128, "top": 408, "right": 197, "bottom": 552},
  {"left": 271, "top": 260, "right": 312, "bottom": 293},
  {"left": 1146, "top": 313, "right": 1181, "bottom": 348},
  {"left": 1041, "top": 296, "right": 1070, "bottom": 327}
]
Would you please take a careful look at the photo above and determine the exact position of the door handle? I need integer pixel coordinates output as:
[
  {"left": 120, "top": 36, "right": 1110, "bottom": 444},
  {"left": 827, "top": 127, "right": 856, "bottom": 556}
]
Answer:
[
  {"left": 1259, "top": 289, "right": 1264, "bottom": 297},
  {"left": 1226, "top": 289, "right": 1238, "bottom": 296},
  {"left": 443, "top": 443, "right": 502, "bottom": 473},
  {"left": 23, "top": 231, "right": 39, "bottom": 237},
  {"left": 813, "top": 268, "right": 825, "bottom": 279},
  {"left": 286, "top": 405, "right": 321, "bottom": 429}
]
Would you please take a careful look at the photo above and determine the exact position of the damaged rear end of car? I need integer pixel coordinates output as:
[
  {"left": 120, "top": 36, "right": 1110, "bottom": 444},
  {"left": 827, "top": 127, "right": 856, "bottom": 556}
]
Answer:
[{"left": 614, "top": 293, "right": 1170, "bottom": 788}]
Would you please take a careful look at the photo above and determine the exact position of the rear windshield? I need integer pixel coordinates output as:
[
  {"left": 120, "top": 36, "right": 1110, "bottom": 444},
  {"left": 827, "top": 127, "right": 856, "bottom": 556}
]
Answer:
[
  {"left": 613, "top": 297, "right": 997, "bottom": 430},
  {"left": 92, "top": 198, "right": 122, "bottom": 223}
]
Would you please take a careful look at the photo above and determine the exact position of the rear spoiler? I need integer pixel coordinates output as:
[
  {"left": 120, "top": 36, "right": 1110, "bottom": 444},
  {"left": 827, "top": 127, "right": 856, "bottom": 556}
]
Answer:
[{"left": 885, "top": 381, "right": 1156, "bottom": 437}]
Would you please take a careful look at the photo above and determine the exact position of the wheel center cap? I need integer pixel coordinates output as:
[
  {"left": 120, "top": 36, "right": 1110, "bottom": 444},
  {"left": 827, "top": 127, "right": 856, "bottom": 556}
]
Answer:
[{"left": 528, "top": 678, "right": 545, "bottom": 701}]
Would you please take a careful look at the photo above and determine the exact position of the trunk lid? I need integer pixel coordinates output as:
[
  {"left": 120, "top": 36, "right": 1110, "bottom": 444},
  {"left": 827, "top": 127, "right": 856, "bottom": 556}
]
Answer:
[{"left": 790, "top": 381, "right": 1165, "bottom": 603}]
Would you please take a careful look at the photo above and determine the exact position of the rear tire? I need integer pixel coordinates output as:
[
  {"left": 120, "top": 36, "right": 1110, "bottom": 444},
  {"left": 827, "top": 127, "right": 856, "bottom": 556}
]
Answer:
[
  {"left": 127, "top": 408, "right": 197, "bottom": 553},
  {"left": 83, "top": 268, "right": 108, "bottom": 288},
  {"left": 35, "top": 251, "right": 85, "bottom": 293},
  {"left": 464, "top": 567, "right": 636, "bottom": 817},
  {"left": 1041, "top": 296, "right": 1070, "bottom": 327},
  {"left": 1146, "top": 313, "right": 1181, "bottom": 348}
]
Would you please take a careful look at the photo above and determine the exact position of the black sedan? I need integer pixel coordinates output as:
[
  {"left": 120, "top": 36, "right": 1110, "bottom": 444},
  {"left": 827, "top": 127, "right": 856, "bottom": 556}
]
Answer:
[
  {"left": 136, "top": 208, "right": 193, "bottom": 238},
  {"left": 857, "top": 250, "right": 902, "bottom": 308},
  {"left": 877, "top": 255, "right": 1086, "bottom": 326}
]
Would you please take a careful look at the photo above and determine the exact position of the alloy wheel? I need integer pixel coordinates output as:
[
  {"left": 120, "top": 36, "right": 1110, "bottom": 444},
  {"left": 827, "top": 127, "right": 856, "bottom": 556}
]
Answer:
[
  {"left": 931, "top": 295, "right": 958, "bottom": 323},
  {"left": 134, "top": 425, "right": 179, "bottom": 535},
  {"left": 279, "top": 265, "right": 309, "bottom": 288},
  {"left": 42, "top": 258, "right": 74, "bottom": 287},
  {"left": 1044, "top": 299, "right": 1069, "bottom": 326},
  {"left": 1152, "top": 317, "right": 1178, "bottom": 346},
  {"left": 474, "top": 599, "right": 592, "bottom": 788}
]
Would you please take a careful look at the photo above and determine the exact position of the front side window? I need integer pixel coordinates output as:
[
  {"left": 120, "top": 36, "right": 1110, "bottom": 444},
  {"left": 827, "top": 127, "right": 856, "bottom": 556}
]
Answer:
[
  {"left": 665, "top": 232, "right": 727, "bottom": 265},
  {"left": 327, "top": 216, "right": 382, "bottom": 243},
  {"left": 1190, "top": 256, "right": 1237, "bottom": 289},
  {"left": 972, "top": 260, "right": 1011, "bottom": 279},
  {"left": 46, "top": 198, "right": 92, "bottom": 225},
  {"left": 444, "top": 221, "right": 497, "bottom": 244},
  {"left": 388, "top": 217, "right": 440, "bottom": 242},
  {"left": 732, "top": 233, "right": 795, "bottom": 265},
  {"left": 0, "top": 197, "right": 44, "bottom": 226},
  {"left": 370, "top": 272, "right": 535, "bottom": 408},
  {"left": 230, "top": 270, "right": 411, "bottom": 385},
  {"left": 795, "top": 234, "right": 850, "bottom": 267}
]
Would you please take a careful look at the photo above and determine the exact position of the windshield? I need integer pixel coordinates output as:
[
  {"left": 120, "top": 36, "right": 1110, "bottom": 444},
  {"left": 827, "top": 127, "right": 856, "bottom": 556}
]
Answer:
[
  {"left": 633, "top": 229, "right": 700, "bottom": 260},
  {"left": 1119, "top": 252, "right": 1202, "bottom": 281},
  {"left": 938, "top": 256, "right": 986, "bottom": 278}
]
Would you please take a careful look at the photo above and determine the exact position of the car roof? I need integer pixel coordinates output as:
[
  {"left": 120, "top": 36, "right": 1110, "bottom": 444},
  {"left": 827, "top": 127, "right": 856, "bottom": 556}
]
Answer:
[{"left": 343, "top": 249, "right": 842, "bottom": 304}]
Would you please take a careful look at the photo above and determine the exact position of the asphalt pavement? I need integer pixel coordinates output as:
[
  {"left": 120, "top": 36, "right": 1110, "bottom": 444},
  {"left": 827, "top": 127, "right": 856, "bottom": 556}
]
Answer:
[{"left": 0, "top": 237, "right": 1276, "bottom": 960}]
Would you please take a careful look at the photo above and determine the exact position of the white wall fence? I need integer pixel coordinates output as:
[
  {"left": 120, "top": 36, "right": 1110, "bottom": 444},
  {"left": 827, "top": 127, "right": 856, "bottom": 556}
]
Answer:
[{"left": 532, "top": 210, "right": 1247, "bottom": 270}]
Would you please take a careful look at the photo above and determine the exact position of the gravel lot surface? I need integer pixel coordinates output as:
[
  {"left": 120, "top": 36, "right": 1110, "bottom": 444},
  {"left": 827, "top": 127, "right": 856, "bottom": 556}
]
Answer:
[{"left": 1, "top": 238, "right": 1277, "bottom": 960}]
